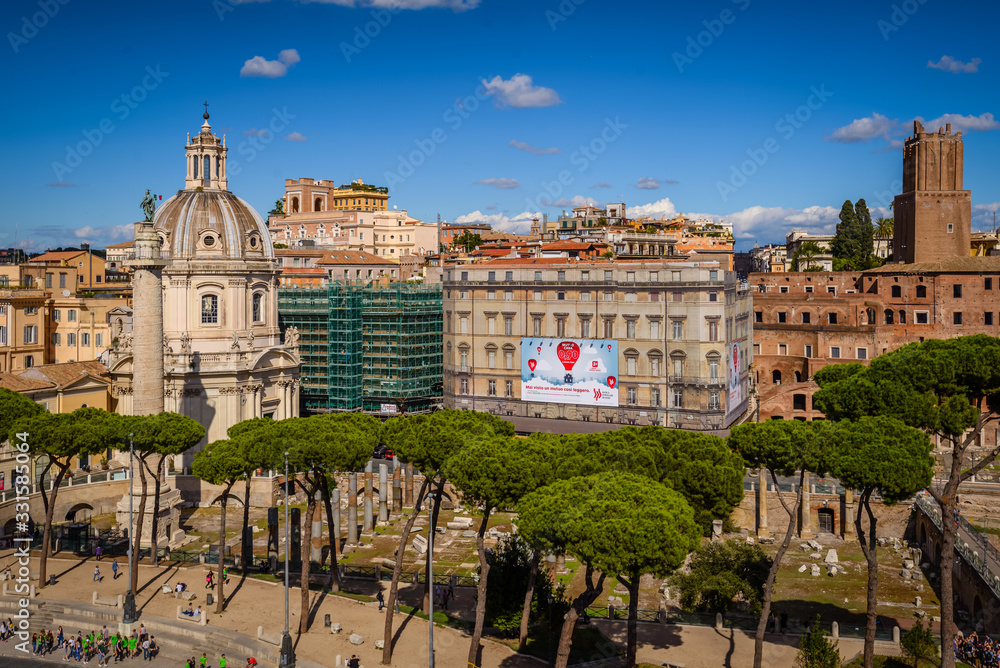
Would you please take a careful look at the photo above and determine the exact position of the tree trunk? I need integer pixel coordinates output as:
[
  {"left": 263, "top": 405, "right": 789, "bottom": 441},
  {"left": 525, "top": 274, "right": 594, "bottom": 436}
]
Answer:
[
  {"left": 554, "top": 567, "right": 606, "bottom": 668},
  {"left": 319, "top": 475, "right": 341, "bottom": 592},
  {"left": 299, "top": 491, "right": 314, "bottom": 635},
  {"left": 242, "top": 477, "right": 252, "bottom": 567},
  {"left": 130, "top": 460, "right": 149, "bottom": 595},
  {"left": 621, "top": 571, "right": 640, "bottom": 667},
  {"left": 938, "top": 483, "right": 959, "bottom": 668},
  {"left": 423, "top": 478, "right": 445, "bottom": 615},
  {"left": 518, "top": 549, "right": 541, "bottom": 651},
  {"left": 467, "top": 510, "right": 492, "bottom": 667},
  {"left": 753, "top": 469, "right": 804, "bottom": 668},
  {"left": 854, "top": 490, "right": 878, "bottom": 668},
  {"left": 144, "top": 458, "right": 164, "bottom": 567},
  {"left": 382, "top": 478, "right": 430, "bottom": 665},
  {"left": 38, "top": 461, "right": 65, "bottom": 587},
  {"left": 216, "top": 484, "right": 233, "bottom": 615}
]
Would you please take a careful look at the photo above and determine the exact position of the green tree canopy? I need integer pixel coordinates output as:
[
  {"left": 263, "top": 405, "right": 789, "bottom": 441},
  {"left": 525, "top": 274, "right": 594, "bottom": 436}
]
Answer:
[
  {"left": 672, "top": 539, "right": 773, "bottom": 615},
  {"left": 830, "top": 199, "right": 875, "bottom": 270},
  {"left": 384, "top": 409, "right": 513, "bottom": 478},
  {"left": 0, "top": 388, "right": 44, "bottom": 436}
]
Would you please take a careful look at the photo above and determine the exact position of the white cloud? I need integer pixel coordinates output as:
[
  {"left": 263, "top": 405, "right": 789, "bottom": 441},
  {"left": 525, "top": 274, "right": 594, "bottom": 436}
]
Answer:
[
  {"left": 919, "top": 112, "right": 1000, "bottom": 133},
  {"left": 476, "top": 178, "right": 520, "bottom": 189},
  {"left": 454, "top": 210, "right": 540, "bottom": 233},
  {"left": 71, "top": 224, "right": 134, "bottom": 243},
  {"left": 481, "top": 74, "right": 561, "bottom": 108},
  {"left": 285, "top": 131, "right": 308, "bottom": 142},
  {"left": 825, "top": 113, "right": 897, "bottom": 143},
  {"left": 244, "top": 128, "right": 270, "bottom": 137},
  {"left": 927, "top": 55, "right": 981, "bottom": 74},
  {"left": 303, "top": 0, "right": 479, "bottom": 9},
  {"left": 691, "top": 205, "right": 840, "bottom": 241},
  {"left": 240, "top": 49, "right": 300, "bottom": 78},
  {"left": 973, "top": 202, "right": 1000, "bottom": 232},
  {"left": 626, "top": 197, "right": 679, "bottom": 219},
  {"left": 509, "top": 139, "right": 560, "bottom": 156},
  {"left": 635, "top": 177, "right": 677, "bottom": 190},
  {"left": 541, "top": 195, "right": 600, "bottom": 208}
]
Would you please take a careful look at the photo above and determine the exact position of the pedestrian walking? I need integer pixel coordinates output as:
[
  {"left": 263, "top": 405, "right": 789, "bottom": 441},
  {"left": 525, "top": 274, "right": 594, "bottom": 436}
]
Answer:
[
  {"left": 222, "top": 566, "right": 228, "bottom": 585},
  {"left": 376, "top": 589, "right": 385, "bottom": 611},
  {"left": 219, "top": 653, "right": 226, "bottom": 668},
  {"left": 95, "top": 545, "right": 102, "bottom": 561},
  {"left": 111, "top": 559, "right": 118, "bottom": 580},
  {"left": 93, "top": 565, "right": 102, "bottom": 582},
  {"left": 206, "top": 572, "right": 214, "bottom": 590}
]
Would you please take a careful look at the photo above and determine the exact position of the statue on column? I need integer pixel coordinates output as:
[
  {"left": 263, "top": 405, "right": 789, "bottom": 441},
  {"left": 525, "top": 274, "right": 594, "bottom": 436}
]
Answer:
[{"left": 140, "top": 189, "right": 156, "bottom": 222}]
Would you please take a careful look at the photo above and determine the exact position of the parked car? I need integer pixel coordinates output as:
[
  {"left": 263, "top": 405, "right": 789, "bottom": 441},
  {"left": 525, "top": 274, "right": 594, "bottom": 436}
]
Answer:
[{"left": 373, "top": 444, "right": 395, "bottom": 460}]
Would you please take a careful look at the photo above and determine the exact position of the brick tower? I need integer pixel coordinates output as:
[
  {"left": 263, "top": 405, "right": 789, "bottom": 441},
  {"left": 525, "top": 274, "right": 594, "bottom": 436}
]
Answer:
[{"left": 894, "top": 120, "right": 971, "bottom": 264}]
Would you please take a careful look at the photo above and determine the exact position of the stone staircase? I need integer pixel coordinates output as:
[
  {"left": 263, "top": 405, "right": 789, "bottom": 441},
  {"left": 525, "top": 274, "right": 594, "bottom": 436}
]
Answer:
[{"left": 0, "top": 598, "right": 321, "bottom": 667}]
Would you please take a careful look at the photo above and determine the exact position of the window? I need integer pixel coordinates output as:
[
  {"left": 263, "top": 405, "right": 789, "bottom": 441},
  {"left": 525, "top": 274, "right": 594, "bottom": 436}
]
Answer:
[
  {"left": 68, "top": 309, "right": 76, "bottom": 322},
  {"left": 857, "top": 347, "right": 868, "bottom": 360},
  {"left": 801, "top": 312, "right": 810, "bottom": 324},
  {"left": 884, "top": 309, "right": 894, "bottom": 325},
  {"left": 487, "top": 290, "right": 495, "bottom": 300},
  {"left": 460, "top": 378, "right": 469, "bottom": 395},
  {"left": 504, "top": 316, "right": 513, "bottom": 336},
  {"left": 252, "top": 293, "right": 263, "bottom": 322},
  {"left": 534, "top": 290, "right": 542, "bottom": 300},
  {"left": 558, "top": 271, "right": 566, "bottom": 282},
  {"left": 488, "top": 317, "right": 496, "bottom": 335},
  {"left": 505, "top": 290, "right": 513, "bottom": 301},
  {"left": 96, "top": 333, "right": 102, "bottom": 347},
  {"left": 828, "top": 312, "right": 838, "bottom": 325},
  {"left": 59, "top": 273, "right": 66, "bottom": 289},
  {"left": 201, "top": 295, "right": 218, "bottom": 324},
  {"left": 804, "top": 344, "right": 813, "bottom": 358},
  {"left": 671, "top": 271, "right": 681, "bottom": 282},
  {"left": 488, "top": 380, "right": 496, "bottom": 396},
  {"left": 603, "top": 319, "right": 614, "bottom": 338},
  {"left": 672, "top": 320, "right": 682, "bottom": 339},
  {"left": 793, "top": 394, "right": 807, "bottom": 411},
  {"left": 986, "top": 277, "right": 993, "bottom": 290},
  {"left": 709, "top": 270, "right": 718, "bottom": 281},
  {"left": 916, "top": 285, "right": 926, "bottom": 298},
  {"left": 805, "top": 286, "right": 813, "bottom": 293},
  {"left": 627, "top": 387, "right": 637, "bottom": 405},
  {"left": 891, "top": 285, "right": 901, "bottom": 298},
  {"left": 778, "top": 344, "right": 787, "bottom": 355},
  {"left": 779, "top": 286, "right": 788, "bottom": 293},
  {"left": 650, "top": 291, "right": 659, "bottom": 302},
  {"left": 488, "top": 350, "right": 496, "bottom": 369},
  {"left": 505, "top": 350, "right": 514, "bottom": 369},
  {"left": 45, "top": 274, "right": 52, "bottom": 289},
  {"left": 556, "top": 319, "right": 566, "bottom": 337},
  {"left": 605, "top": 271, "right": 613, "bottom": 281},
  {"left": 53, "top": 310, "right": 61, "bottom": 322},
  {"left": 626, "top": 357, "right": 637, "bottom": 375},
  {"left": 672, "top": 358, "right": 683, "bottom": 379},
  {"left": 67, "top": 333, "right": 76, "bottom": 345},
  {"left": 24, "top": 306, "right": 37, "bottom": 315},
  {"left": 915, "top": 311, "right": 929, "bottom": 324},
  {"left": 650, "top": 320, "right": 660, "bottom": 339},
  {"left": 777, "top": 312, "right": 786, "bottom": 323},
  {"left": 650, "top": 272, "right": 658, "bottom": 282},
  {"left": 533, "top": 317, "right": 541, "bottom": 336},
  {"left": 0, "top": 326, "right": 7, "bottom": 345},
  {"left": 708, "top": 320, "right": 718, "bottom": 341},
  {"left": 709, "top": 292, "right": 718, "bottom": 302},
  {"left": 672, "top": 292, "right": 682, "bottom": 302},
  {"left": 461, "top": 271, "right": 469, "bottom": 281},
  {"left": 556, "top": 291, "right": 565, "bottom": 301},
  {"left": 488, "top": 271, "right": 495, "bottom": 282},
  {"left": 581, "top": 271, "right": 590, "bottom": 281},
  {"left": 626, "top": 320, "right": 636, "bottom": 339},
  {"left": 709, "top": 390, "right": 720, "bottom": 410},
  {"left": 987, "top": 312, "right": 994, "bottom": 326},
  {"left": 626, "top": 271, "right": 635, "bottom": 282},
  {"left": 829, "top": 346, "right": 841, "bottom": 359},
  {"left": 603, "top": 291, "right": 613, "bottom": 301},
  {"left": 24, "top": 355, "right": 33, "bottom": 369},
  {"left": 709, "top": 360, "right": 719, "bottom": 379},
  {"left": 672, "top": 388, "right": 683, "bottom": 408},
  {"left": 652, "top": 388, "right": 661, "bottom": 406},
  {"left": 954, "top": 312, "right": 963, "bottom": 325},
  {"left": 580, "top": 291, "right": 591, "bottom": 301},
  {"left": 23, "top": 325, "right": 37, "bottom": 344},
  {"left": 948, "top": 224, "right": 954, "bottom": 233},
  {"left": 625, "top": 292, "right": 637, "bottom": 302},
  {"left": 534, "top": 271, "right": 542, "bottom": 282},
  {"left": 754, "top": 311, "right": 762, "bottom": 323},
  {"left": 651, "top": 357, "right": 661, "bottom": 376},
  {"left": 51, "top": 333, "right": 60, "bottom": 345},
  {"left": 505, "top": 380, "right": 513, "bottom": 397},
  {"left": 82, "top": 333, "right": 90, "bottom": 346},
  {"left": 954, "top": 284, "right": 962, "bottom": 298},
  {"left": 505, "top": 271, "right": 513, "bottom": 281},
  {"left": 460, "top": 316, "right": 468, "bottom": 334},
  {"left": 460, "top": 350, "right": 468, "bottom": 368},
  {"left": 827, "top": 286, "right": 836, "bottom": 295}
]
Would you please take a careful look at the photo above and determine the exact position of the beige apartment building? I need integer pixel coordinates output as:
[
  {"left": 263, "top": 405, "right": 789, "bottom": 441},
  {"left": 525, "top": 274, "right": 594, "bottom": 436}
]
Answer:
[
  {"left": 442, "top": 258, "right": 752, "bottom": 432},
  {"left": 46, "top": 296, "right": 130, "bottom": 364}
]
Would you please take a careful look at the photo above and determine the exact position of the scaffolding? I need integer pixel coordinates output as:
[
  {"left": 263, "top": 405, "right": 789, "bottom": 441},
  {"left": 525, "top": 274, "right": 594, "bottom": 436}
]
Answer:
[{"left": 278, "top": 281, "right": 442, "bottom": 415}]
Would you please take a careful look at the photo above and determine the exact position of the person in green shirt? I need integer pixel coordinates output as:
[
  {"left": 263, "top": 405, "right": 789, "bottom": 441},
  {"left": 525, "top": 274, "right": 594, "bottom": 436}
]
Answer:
[
  {"left": 220, "top": 653, "right": 227, "bottom": 668},
  {"left": 128, "top": 634, "right": 137, "bottom": 657},
  {"left": 201, "top": 651, "right": 209, "bottom": 667}
]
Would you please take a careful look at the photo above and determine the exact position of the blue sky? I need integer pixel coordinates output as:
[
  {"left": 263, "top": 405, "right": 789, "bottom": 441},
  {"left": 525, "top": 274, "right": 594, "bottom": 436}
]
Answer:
[{"left": 2, "top": 0, "right": 998, "bottom": 252}]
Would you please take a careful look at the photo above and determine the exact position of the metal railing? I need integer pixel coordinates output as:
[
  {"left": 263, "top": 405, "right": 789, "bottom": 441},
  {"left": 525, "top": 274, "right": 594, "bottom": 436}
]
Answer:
[{"left": 915, "top": 494, "right": 1000, "bottom": 601}]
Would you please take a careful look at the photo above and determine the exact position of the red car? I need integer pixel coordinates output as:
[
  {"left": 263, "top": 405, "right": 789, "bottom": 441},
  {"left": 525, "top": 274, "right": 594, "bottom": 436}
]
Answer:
[{"left": 373, "top": 444, "right": 395, "bottom": 460}]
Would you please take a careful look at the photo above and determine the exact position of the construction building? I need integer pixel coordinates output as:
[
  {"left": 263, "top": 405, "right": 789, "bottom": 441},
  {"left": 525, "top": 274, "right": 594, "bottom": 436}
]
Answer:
[{"left": 278, "top": 282, "right": 443, "bottom": 415}]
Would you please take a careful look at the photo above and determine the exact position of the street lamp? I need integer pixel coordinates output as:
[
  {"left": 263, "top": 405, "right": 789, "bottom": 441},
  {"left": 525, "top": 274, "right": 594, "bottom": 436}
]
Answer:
[
  {"left": 279, "top": 450, "right": 295, "bottom": 668},
  {"left": 424, "top": 490, "right": 436, "bottom": 668},
  {"left": 123, "top": 432, "right": 138, "bottom": 624}
]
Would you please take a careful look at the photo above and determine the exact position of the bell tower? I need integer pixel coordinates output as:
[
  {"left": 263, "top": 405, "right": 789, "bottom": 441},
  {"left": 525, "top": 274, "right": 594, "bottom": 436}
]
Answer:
[
  {"left": 893, "top": 120, "right": 971, "bottom": 263},
  {"left": 184, "top": 103, "right": 228, "bottom": 191}
]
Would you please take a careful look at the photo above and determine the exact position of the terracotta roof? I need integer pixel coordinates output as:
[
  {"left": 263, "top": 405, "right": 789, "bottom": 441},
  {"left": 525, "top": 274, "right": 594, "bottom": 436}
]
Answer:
[
  {"left": 0, "top": 373, "right": 54, "bottom": 393},
  {"left": 274, "top": 249, "right": 328, "bottom": 257},
  {"left": 32, "top": 251, "right": 87, "bottom": 263},
  {"left": 104, "top": 241, "right": 135, "bottom": 249},
  {"left": 864, "top": 256, "right": 1000, "bottom": 274},
  {"left": 280, "top": 267, "right": 326, "bottom": 275},
  {"left": 543, "top": 241, "right": 608, "bottom": 250},
  {"left": 20, "top": 361, "right": 109, "bottom": 389},
  {"left": 316, "top": 250, "right": 396, "bottom": 266},
  {"left": 476, "top": 257, "right": 590, "bottom": 266}
]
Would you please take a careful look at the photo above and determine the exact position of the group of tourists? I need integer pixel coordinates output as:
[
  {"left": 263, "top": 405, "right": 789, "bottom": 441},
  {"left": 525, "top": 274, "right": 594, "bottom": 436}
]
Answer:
[
  {"left": 8, "top": 623, "right": 160, "bottom": 664},
  {"left": 956, "top": 631, "right": 999, "bottom": 668}
]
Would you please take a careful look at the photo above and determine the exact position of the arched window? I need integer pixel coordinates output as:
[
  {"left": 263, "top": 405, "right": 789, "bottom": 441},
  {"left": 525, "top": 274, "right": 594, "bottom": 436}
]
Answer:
[
  {"left": 201, "top": 294, "right": 219, "bottom": 324},
  {"left": 314, "top": 197, "right": 323, "bottom": 212},
  {"left": 203, "top": 156, "right": 211, "bottom": 184},
  {"left": 795, "top": 371, "right": 802, "bottom": 383},
  {"left": 898, "top": 310, "right": 906, "bottom": 324},
  {"left": 772, "top": 370, "right": 782, "bottom": 385},
  {"left": 884, "top": 309, "right": 894, "bottom": 325},
  {"left": 252, "top": 293, "right": 263, "bottom": 323},
  {"left": 291, "top": 197, "right": 299, "bottom": 213}
]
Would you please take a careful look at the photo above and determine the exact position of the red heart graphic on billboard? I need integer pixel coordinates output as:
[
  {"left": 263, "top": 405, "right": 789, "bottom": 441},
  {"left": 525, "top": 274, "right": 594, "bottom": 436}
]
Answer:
[
  {"left": 607, "top": 376, "right": 617, "bottom": 389},
  {"left": 528, "top": 359, "right": 537, "bottom": 371},
  {"left": 556, "top": 341, "right": 581, "bottom": 371}
]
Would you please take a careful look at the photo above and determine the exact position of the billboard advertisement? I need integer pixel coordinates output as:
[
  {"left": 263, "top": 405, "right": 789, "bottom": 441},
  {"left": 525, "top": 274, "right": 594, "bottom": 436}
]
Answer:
[
  {"left": 727, "top": 342, "right": 743, "bottom": 409},
  {"left": 521, "top": 338, "right": 619, "bottom": 407}
]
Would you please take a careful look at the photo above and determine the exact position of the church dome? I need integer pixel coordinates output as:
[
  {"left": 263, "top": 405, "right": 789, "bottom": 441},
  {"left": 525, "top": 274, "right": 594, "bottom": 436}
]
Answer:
[
  {"left": 154, "top": 190, "right": 272, "bottom": 260},
  {"left": 152, "top": 109, "right": 273, "bottom": 261}
]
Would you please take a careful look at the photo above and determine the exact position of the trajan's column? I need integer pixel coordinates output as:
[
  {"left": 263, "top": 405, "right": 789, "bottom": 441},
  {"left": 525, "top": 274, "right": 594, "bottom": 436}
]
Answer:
[{"left": 131, "top": 205, "right": 167, "bottom": 415}]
